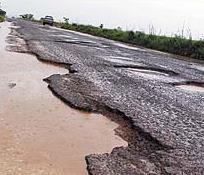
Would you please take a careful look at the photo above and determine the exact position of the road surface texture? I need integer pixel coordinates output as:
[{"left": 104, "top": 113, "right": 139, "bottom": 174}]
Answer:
[{"left": 8, "top": 19, "right": 204, "bottom": 175}]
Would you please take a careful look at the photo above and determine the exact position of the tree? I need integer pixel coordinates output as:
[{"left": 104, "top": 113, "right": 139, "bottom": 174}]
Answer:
[
  {"left": 0, "top": 2, "right": 6, "bottom": 16},
  {"left": 128, "top": 31, "right": 135, "bottom": 41},
  {"left": 99, "top": 24, "right": 104, "bottom": 29},
  {"left": 63, "top": 17, "right": 69, "bottom": 24},
  {"left": 0, "top": 9, "right": 6, "bottom": 16},
  {"left": 117, "top": 26, "right": 122, "bottom": 31},
  {"left": 20, "top": 14, "right": 34, "bottom": 20}
]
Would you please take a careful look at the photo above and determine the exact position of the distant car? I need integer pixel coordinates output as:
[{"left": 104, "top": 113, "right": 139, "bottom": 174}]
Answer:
[{"left": 42, "top": 16, "right": 54, "bottom": 26}]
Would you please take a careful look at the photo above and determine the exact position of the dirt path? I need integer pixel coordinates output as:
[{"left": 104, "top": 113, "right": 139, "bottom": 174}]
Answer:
[{"left": 0, "top": 22, "right": 127, "bottom": 175}]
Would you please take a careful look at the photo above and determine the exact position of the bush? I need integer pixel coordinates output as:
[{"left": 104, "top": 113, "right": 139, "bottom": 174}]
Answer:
[
  {"left": 0, "top": 15, "right": 5, "bottom": 22},
  {"left": 20, "top": 14, "right": 34, "bottom": 20},
  {"left": 0, "top": 9, "right": 6, "bottom": 16}
]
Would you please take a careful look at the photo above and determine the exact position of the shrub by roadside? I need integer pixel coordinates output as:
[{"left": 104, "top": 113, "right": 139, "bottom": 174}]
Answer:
[
  {"left": 0, "top": 15, "right": 5, "bottom": 22},
  {"left": 0, "top": 9, "right": 6, "bottom": 22}
]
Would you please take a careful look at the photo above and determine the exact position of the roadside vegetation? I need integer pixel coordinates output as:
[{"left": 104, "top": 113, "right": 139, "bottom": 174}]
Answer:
[
  {"left": 19, "top": 14, "right": 204, "bottom": 60},
  {"left": 19, "top": 14, "right": 34, "bottom": 21},
  {"left": 0, "top": 8, "right": 6, "bottom": 22},
  {"left": 0, "top": 15, "right": 5, "bottom": 22}
]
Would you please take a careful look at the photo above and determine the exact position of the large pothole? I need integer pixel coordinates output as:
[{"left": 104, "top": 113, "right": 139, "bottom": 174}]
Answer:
[
  {"left": 173, "top": 82, "right": 204, "bottom": 93},
  {"left": 123, "top": 68, "right": 169, "bottom": 76},
  {"left": 114, "top": 65, "right": 178, "bottom": 76},
  {"left": 113, "top": 65, "right": 178, "bottom": 81},
  {"left": 192, "top": 65, "right": 204, "bottom": 72},
  {"left": 178, "top": 85, "right": 204, "bottom": 92}
]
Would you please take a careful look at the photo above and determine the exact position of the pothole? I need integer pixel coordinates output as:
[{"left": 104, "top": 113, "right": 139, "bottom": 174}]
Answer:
[
  {"left": 125, "top": 68, "right": 169, "bottom": 76},
  {"left": 51, "top": 34, "right": 72, "bottom": 38},
  {"left": 118, "top": 68, "right": 171, "bottom": 81},
  {"left": 113, "top": 42, "right": 145, "bottom": 52},
  {"left": 104, "top": 56, "right": 143, "bottom": 66},
  {"left": 173, "top": 82, "right": 204, "bottom": 93},
  {"left": 114, "top": 65, "right": 178, "bottom": 79},
  {"left": 178, "top": 85, "right": 204, "bottom": 92},
  {"left": 193, "top": 65, "right": 204, "bottom": 72},
  {"left": 114, "top": 64, "right": 177, "bottom": 75}
]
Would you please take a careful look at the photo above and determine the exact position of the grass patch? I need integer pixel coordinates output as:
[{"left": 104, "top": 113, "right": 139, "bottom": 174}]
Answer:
[{"left": 0, "top": 15, "right": 5, "bottom": 22}]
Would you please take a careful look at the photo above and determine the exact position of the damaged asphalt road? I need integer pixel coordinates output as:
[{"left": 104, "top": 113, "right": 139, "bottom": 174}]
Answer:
[{"left": 8, "top": 19, "right": 204, "bottom": 175}]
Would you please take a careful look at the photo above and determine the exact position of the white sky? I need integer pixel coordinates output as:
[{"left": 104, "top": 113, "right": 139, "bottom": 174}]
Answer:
[{"left": 1, "top": 0, "right": 204, "bottom": 39}]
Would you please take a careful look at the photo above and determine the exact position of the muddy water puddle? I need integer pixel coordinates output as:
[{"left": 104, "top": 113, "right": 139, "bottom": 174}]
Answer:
[{"left": 0, "top": 22, "right": 127, "bottom": 175}]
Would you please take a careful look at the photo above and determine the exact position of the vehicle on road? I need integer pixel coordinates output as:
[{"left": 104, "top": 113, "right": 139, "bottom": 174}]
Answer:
[{"left": 42, "top": 16, "right": 54, "bottom": 26}]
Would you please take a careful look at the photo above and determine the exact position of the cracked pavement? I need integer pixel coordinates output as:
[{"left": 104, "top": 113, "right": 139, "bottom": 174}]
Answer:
[{"left": 8, "top": 19, "right": 204, "bottom": 175}]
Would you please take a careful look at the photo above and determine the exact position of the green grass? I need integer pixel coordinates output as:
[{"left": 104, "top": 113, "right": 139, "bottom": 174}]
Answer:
[
  {"left": 0, "top": 15, "right": 5, "bottom": 22},
  {"left": 58, "top": 22, "right": 204, "bottom": 60}
]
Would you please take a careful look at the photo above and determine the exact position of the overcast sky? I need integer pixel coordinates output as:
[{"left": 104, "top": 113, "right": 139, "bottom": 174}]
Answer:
[{"left": 1, "top": 0, "right": 204, "bottom": 39}]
